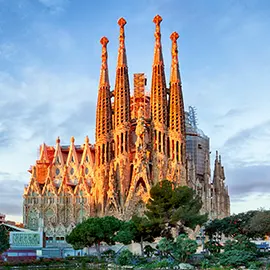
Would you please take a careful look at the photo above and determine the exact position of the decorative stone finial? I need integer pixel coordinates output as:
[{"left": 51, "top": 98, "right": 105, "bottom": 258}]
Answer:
[
  {"left": 100, "top": 36, "right": 109, "bottom": 46},
  {"left": 170, "top": 32, "right": 179, "bottom": 42},
  {"left": 85, "top": 136, "right": 89, "bottom": 144},
  {"left": 100, "top": 37, "right": 109, "bottom": 77},
  {"left": 56, "top": 136, "right": 60, "bottom": 144},
  {"left": 153, "top": 14, "right": 162, "bottom": 26},
  {"left": 153, "top": 15, "right": 162, "bottom": 49},
  {"left": 118, "top": 17, "right": 127, "bottom": 27},
  {"left": 71, "top": 136, "right": 75, "bottom": 143}
]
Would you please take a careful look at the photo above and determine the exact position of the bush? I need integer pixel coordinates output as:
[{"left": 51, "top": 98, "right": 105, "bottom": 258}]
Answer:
[
  {"left": 247, "top": 260, "right": 264, "bottom": 269},
  {"left": 117, "top": 249, "right": 134, "bottom": 266},
  {"left": 219, "top": 249, "right": 256, "bottom": 267},
  {"left": 158, "top": 234, "right": 198, "bottom": 263},
  {"left": 205, "top": 240, "right": 222, "bottom": 254}
]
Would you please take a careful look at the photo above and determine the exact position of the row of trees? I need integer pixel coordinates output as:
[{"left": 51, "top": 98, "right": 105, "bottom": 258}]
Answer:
[
  {"left": 66, "top": 180, "right": 207, "bottom": 257},
  {"left": 205, "top": 209, "right": 270, "bottom": 239}
]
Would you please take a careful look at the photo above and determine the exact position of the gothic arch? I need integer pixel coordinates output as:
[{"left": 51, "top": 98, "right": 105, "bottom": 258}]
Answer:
[{"left": 135, "top": 177, "right": 147, "bottom": 193}]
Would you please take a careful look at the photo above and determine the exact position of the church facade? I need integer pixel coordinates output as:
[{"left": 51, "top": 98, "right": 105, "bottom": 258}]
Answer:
[{"left": 23, "top": 15, "right": 230, "bottom": 238}]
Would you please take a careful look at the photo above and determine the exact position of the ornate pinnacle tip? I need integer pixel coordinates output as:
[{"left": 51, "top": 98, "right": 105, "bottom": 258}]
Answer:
[
  {"left": 85, "top": 136, "right": 89, "bottom": 144},
  {"left": 153, "top": 15, "right": 162, "bottom": 26},
  {"left": 71, "top": 136, "right": 75, "bottom": 143},
  {"left": 170, "top": 32, "right": 179, "bottom": 42},
  {"left": 100, "top": 36, "right": 109, "bottom": 46},
  {"left": 118, "top": 17, "right": 127, "bottom": 27},
  {"left": 56, "top": 136, "right": 60, "bottom": 144}
]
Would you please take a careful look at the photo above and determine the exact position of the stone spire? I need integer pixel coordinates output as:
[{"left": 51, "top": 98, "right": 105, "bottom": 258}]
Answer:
[
  {"left": 114, "top": 17, "right": 130, "bottom": 129},
  {"left": 168, "top": 32, "right": 186, "bottom": 164},
  {"left": 95, "top": 37, "right": 113, "bottom": 163},
  {"left": 150, "top": 15, "right": 167, "bottom": 128},
  {"left": 99, "top": 37, "right": 110, "bottom": 88},
  {"left": 213, "top": 150, "right": 219, "bottom": 179},
  {"left": 169, "top": 32, "right": 185, "bottom": 134}
]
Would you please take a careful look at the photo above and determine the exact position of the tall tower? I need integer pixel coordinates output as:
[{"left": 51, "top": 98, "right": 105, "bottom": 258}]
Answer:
[
  {"left": 113, "top": 18, "right": 131, "bottom": 208},
  {"left": 94, "top": 36, "right": 113, "bottom": 214},
  {"left": 167, "top": 32, "right": 186, "bottom": 185},
  {"left": 150, "top": 15, "right": 168, "bottom": 183}
]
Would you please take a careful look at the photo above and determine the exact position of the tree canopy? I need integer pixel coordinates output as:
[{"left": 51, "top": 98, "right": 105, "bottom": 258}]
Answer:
[
  {"left": 115, "top": 215, "right": 156, "bottom": 256},
  {"left": 158, "top": 234, "right": 198, "bottom": 263},
  {"left": 145, "top": 180, "right": 207, "bottom": 238},
  {"left": 0, "top": 225, "right": 10, "bottom": 254},
  {"left": 66, "top": 216, "right": 128, "bottom": 256},
  {"left": 205, "top": 209, "right": 270, "bottom": 239}
]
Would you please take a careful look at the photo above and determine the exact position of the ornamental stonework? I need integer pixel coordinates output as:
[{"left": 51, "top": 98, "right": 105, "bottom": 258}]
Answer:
[{"left": 23, "top": 15, "right": 230, "bottom": 237}]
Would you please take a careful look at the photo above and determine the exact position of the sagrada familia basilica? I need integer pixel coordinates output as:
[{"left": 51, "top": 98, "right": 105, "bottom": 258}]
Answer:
[{"left": 23, "top": 15, "right": 230, "bottom": 238}]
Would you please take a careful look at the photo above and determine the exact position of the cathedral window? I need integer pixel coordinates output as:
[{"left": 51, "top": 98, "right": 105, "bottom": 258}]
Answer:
[
  {"left": 158, "top": 132, "right": 161, "bottom": 152},
  {"left": 176, "top": 141, "right": 179, "bottom": 162},
  {"left": 167, "top": 138, "right": 170, "bottom": 158},
  {"left": 56, "top": 168, "right": 60, "bottom": 175},
  {"left": 70, "top": 168, "right": 74, "bottom": 175},
  {"left": 102, "top": 144, "right": 105, "bottom": 164},
  {"left": 85, "top": 167, "right": 89, "bottom": 175},
  {"left": 56, "top": 156, "right": 60, "bottom": 165},
  {"left": 86, "top": 155, "right": 89, "bottom": 162},
  {"left": 106, "top": 142, "right": 109, "bottom": 162},
  {"left": 121, "top": 133, "right": 124, "bottom": 153}
]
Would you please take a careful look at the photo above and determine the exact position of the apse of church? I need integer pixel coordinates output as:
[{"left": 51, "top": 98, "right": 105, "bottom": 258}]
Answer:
[{"left": 23, "top": 15, "right": 230, "bottom": 237}]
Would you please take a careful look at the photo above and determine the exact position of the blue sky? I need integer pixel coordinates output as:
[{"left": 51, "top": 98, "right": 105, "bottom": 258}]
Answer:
[{"left": 0, "top": 0, "right": 270, "bottom": 222}]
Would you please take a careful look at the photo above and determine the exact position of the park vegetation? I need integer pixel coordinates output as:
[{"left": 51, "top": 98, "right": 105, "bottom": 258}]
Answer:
[
  {"left": 1, "top": 180, "right": 270, "bottom": 269},
  {"left": 0, "top": 225, "right": 10, "bottom": 255},
  {"left": 64, "top": 181, "right": 270, "bottom": 269}
]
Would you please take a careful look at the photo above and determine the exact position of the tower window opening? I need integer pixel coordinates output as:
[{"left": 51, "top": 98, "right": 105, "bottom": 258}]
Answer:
[
  {"left": 167, "top": 138, "right": 170, "bottom": 158},
  {"left": 158, "top": 132, "right": 161, "bottom": 152},
  {"left": 106, "top": 142, "right": 109, "bottom": 162},
  {"left": 176, "top": 141, "right": 179, "bottom": 162},
  {"left": 121, "top": 133, "right": 124, "bottom": 153},
  {"left": 102, "top": 144, "right": 105, "bottom": 164},
  {"left": 163, "top": 133, "right": 165, "bottom": 155},
  {"left": 125, "top": 131, "right": 128, "bottom": 152}
]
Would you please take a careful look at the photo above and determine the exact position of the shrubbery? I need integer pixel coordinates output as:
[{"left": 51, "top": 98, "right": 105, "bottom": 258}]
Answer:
[{"left": 116, "top": 249, "right": 134, "bottom": 266}]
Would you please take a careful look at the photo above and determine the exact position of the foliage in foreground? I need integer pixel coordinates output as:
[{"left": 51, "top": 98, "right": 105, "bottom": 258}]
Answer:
[
  {"left": 202, "top": 235, "right": 261, "bottom": 268},
  {"left": 145, "top": 180, "right": 208, "bottom": 238},
  {"left": 66, "top": 216, "right": 130, "bottom": 257},
  {"left": 0, "top": 225, "right": 10, "bottom": 254},
  {"left": 158, "top": 234, "right": 198, "bottom": 263},
  {"left": 205, "top": 209, "right": 270, "bottom": 239}
]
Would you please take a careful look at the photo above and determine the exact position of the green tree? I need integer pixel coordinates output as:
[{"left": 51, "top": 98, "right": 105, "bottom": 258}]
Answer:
[
  {"left": 0, "top": 225, "right": 10, "bottom": 254},
  {"left": 218, "top": 235, "right": 257, "bottom": 268},
  {"left": 114, "top": 215, "right": 156, "bottom": 256},
  {"left": 145, "top": 180, "right": 207, "bottom": 238},
  {"left": 158, "top": 234, "right": 198, "bottom": 263},
  {"left": 66, "top": 216, "right": 124, "bottom": 257},
  {"left": 205, "top": 210, "right": 269, "bottom": 239},
  {"left": 248, "top": 210, "right": 270, "bottom": 238}
]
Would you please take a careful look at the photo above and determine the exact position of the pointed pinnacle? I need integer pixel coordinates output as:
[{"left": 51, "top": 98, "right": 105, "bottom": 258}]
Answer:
[
  {"left": 118, "top": 17, "right": 127, "bottom": 27},
  {"left": 100, "top": 36, "right": 109, "bottom": 46},
  {"left": 153, "top": 14, "right": 162, "bottom": 26},
  {"left": 170, "top": 32, "right": 179, "bottom": 42},
  {"left": 56, "top": 136, "right": 60, "bottom": 144}
]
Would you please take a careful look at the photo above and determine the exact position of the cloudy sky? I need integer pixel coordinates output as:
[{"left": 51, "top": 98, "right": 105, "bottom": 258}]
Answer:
[{"left": 0, "top": 0, "right": 270, "bottom": 222}]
